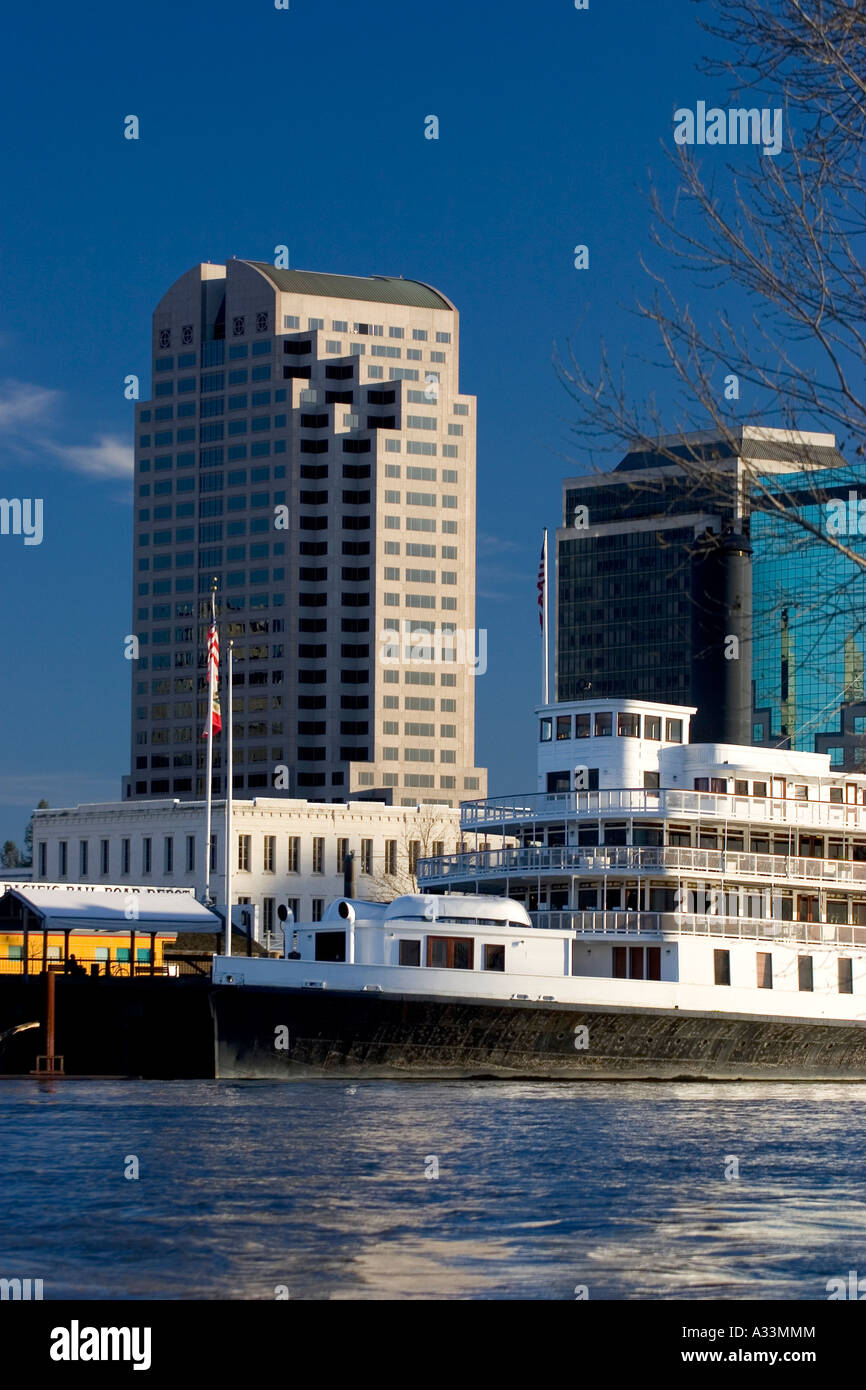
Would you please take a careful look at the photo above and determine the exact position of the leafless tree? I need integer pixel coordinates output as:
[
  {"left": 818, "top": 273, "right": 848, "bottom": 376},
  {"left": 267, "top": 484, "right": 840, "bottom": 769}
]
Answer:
[
  {"left": 362, "top": 807, "right": 462, "bottom": 900},
  {"left": 557, "top": 0, "right": 866, "bottom": 568},
  {"left": 555, "top": 0, "right": 866, "bottom": 740}
]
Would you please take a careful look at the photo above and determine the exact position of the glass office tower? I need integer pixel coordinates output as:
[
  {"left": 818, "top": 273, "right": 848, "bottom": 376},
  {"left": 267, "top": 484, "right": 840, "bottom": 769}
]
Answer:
[{"left": 556, "top": 427, "right": 866, "bottom": 766}]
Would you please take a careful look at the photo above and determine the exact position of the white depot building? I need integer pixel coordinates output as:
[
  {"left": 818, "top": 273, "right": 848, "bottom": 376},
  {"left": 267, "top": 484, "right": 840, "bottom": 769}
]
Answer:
[{"left": 32, "top": 797, "right": 461, "bottom": 942}]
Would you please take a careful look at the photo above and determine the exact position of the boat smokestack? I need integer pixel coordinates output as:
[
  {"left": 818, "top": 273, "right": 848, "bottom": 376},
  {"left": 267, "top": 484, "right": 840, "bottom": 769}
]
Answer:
[{"left": 343, "top": 850, "right": 357, "bottom": 899}]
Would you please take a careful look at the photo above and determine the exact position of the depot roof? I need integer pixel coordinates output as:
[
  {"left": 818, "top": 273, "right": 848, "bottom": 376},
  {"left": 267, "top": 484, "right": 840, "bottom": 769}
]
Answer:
[{"left": 0, "top": 884, "right": 220, "bottom": 934}]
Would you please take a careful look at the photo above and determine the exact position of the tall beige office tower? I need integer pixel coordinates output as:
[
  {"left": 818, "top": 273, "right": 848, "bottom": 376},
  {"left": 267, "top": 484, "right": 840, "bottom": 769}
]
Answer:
[{"left": 124, "top": 260, "right": 487, "bottom": 807}]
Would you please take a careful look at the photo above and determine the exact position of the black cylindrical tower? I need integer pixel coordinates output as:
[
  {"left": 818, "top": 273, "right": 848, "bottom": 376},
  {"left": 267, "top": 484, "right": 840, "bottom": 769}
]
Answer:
[{"left": 690, "top": 527, "right": 752, "bottom": 744}]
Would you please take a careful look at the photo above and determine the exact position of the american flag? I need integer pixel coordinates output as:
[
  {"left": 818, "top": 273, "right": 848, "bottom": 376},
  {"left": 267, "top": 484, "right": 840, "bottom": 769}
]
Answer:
[
  {"left": 537, "top": 536, "right": 546, "bottom": 631},
  {"left": 202, "top": 592, "right": 222, "bottom": 738}
]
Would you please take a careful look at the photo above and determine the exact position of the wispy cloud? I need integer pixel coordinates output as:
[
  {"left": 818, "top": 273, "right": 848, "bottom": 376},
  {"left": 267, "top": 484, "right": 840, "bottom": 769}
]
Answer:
[
  {"left": 0, "top": 380, "right": 61, "bottom": 430},
  {"left": 0, "top": 379, "right": 131, "bottom": 480},
  {"left": 477, "top": 531, "right": 526, "bottom": 555},
  {"left": 46, "top": 435, "right": 133, "bottom": 480}
]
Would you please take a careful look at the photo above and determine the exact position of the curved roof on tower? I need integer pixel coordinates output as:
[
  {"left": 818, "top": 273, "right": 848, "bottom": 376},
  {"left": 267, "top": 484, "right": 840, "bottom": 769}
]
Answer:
[{"left": 243, "top": 261, "right": 453, "bottom": 311}]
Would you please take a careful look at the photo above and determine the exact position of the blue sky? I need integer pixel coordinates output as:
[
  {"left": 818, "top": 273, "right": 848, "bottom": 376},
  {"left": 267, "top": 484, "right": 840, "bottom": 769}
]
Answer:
[{"left": 0, "top": 0, "right": 756, "bottom": 846}]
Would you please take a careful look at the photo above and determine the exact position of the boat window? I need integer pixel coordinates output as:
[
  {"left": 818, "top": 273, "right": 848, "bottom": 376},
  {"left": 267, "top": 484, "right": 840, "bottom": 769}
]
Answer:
[
  {"left": 577, "top": 823, "right": 599, "bottom": 846},
  {"left": 734, "top": 780, "right": 749, "bottom": 795},
  {"left": 665, "top": 718, "right": 683, "bottom": 743},
  {"left": 603, "top": 822, "right": 627, "bottom": 846},
  {"left": 798, "top": 835, "right": 823, "bottom": 858},
  {"left": 829, "top": 787, "right": 843, "bottom": 803},
  {"left": 617, "top": 713, "right": 640, "bottom": 738},
  {"left": 539, "top": 717, "right": 552, "bottom": 742},
  {"left": 575, "top": 713, "right": 591, "bottom": 738},
  {"left": 594, "top": 712, "right": 612, "bottom": 737},
  {"left": 547, "top": 771, "right": 571, "bottom": 793},
  {"left": 710, "top": 778, "right": 727, "bottom": 794},
  {"left": 713, "top": 949, "right": 731, "bottom": 986},
  {"left": 694, "top": 778, "right": 709, "bottom": 791},
  {"left": 839, "top": 958, "right": 853, "bottom": 994},
  {"left": 482, "top": 944, "right": 505, "bottom": 972},
  {"left": 756, "top": 952, "right": 773, "bottom": 989},
  {"left": 633, "top": 825, "right": 663, "bottom": 847},
  {"left": 398, "top": 939, "right": 421, "bottom": 966},
  {"left": 644, "top": 715, "right": 661, "bottom": 740},
  {"left": 753, "top": 781, "right": 767, "bottom": 797},
  {"left": 314, "top": 931, "right": 346, "bottom": 962},
  {"left": 798, "top": 956, "right": 814, "bottom": 992},
  {"left": 427, "top": 936, "right": 474, "bottom": 970},
  {"left": 556, "top": 716, "right": 572, "bottom": 741}
]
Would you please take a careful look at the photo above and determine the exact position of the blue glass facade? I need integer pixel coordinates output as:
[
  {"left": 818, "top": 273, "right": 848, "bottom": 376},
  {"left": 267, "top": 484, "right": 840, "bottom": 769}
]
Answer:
[{"left": 751, "top": 467, "right": 866, "bottom": 766}]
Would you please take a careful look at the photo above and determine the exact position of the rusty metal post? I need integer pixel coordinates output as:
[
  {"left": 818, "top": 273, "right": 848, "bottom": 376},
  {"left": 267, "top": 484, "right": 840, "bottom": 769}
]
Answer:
[
  {"left": 45, "top": 969, "right": 55, "bottom": 1058},
  {"left": 31, "top": 959, "right": 64, "bottom": 1076}
]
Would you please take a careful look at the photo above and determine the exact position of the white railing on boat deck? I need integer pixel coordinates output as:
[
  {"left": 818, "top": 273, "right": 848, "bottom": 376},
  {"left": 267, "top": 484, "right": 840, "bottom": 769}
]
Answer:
[
  {"left": 530, "top": 910, "right": 866, "bottom": 947},
  {"left": 418, "top": 844, "right": 866, "bottom": 886},
  {"left": 459, "top": 789, "right": 866, "bottom": 831}
]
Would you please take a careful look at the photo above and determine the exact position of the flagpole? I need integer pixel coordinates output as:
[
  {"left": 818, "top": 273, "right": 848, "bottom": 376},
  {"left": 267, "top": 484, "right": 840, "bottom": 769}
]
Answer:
[
  {"left": 224, "top": 640, "right": 233, "bottom": 957},
  {"left": 203, "top": 579, "right": 217, "bottom": 905},
  {"left": 543, "top": 528, "right": 550, "bottom": 705}
]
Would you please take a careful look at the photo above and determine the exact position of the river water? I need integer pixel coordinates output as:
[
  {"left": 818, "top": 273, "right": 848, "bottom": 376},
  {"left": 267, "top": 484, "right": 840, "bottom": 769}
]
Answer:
[{"left": 1, "top": 1079, "right": 864, "bottom": 1300}]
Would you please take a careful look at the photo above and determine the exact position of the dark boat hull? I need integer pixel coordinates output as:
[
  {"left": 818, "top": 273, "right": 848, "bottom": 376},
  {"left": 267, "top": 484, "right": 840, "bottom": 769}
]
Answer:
[{"left": 212, "top": 984, "right": 866, "bottom": 1081}]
